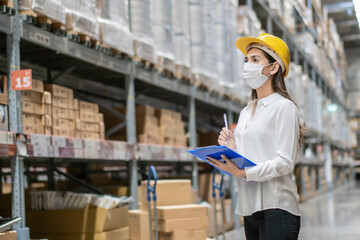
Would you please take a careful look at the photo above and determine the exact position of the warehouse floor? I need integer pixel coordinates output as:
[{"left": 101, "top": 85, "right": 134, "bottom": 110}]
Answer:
[{"left": 212, "top": 181, "right": 360, "bottom": 240}]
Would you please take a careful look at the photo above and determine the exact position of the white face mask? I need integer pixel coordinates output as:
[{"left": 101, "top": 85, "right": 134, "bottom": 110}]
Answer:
[{"left": 242, "top": 62, "right": 274, "bottom": 89}]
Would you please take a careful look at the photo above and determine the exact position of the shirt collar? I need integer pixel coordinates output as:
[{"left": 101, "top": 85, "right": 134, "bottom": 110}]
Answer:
[{"left": 247, "top": 92, "right": 280, "bottom": 108}]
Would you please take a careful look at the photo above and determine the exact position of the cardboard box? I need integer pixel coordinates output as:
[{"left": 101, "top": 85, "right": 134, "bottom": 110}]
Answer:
[
  {"left": 81, "top": 132, "right": 100, "bottom": 140},
  {"left": 79, "top": 101, "right": 99, "bottom": 113},
  {"left": 140, "top": 180, "right": 192, "bottom": 211},
  {"left": 74, "top": 99, "right": 79, "bottom": 110},
  {"left": 52, "top": 127, "right": 74, "bottom": 137},
  {"left": 97, "top": 113, "right": 104, "bottom": 123},
  {"left": 158, "top": 216, "right": 208, "bottom": 232},
  {"left": 87, "top": 205, "right": 129, "bottom": 233},
  {"left": 53, "top": 118, "right": 75, "bottom": 129},
  {"left": 27, "top": 206, "right": 128, "bottom": 235},
  {"left": 155, "top": 109, "right": 173, "bottom": 120},
  {"left": 0, "top": 230, "right": 17, "bottom": 240},
  {"left": 53, "top": 107, "right": 76, "bottom": 120},
  {"left": 159, "top": 229, "right": 206, "bottom": 240},
  {"left": 22, "top": 113, "right": 43, "bottom": 126},
  {"left": 0, "top": 105, "right": 8, "bottom": 131},
  {"left": 21, "top": 91, "right": 44, "bottom": 103},
  {"left": 45, "top": 126, "right": 52, "bottom": 135},
  {"left": 136, "top": 105, "right": 155, "bottom": 116},
  {"left": 128, "top": 210, "right": 150, "bottom": 240},
  {"left": 44, "top": 115, "right": 52, "bottom": 126},
  {"left": 27, "top": 207, "right": 88, "bottom": 234},
  {"left": 45, "top": 104, "right": 52, "bottom": 115},
  {"left": 21, "top": 101, "right": 45, "bottom": 115},
  {"left": 32, "top": 227, "right": 129, "bottom": 240},
  {"left": 156, "top": 205, "right": 207, "bottom": 220},
  {"left": 0, "top": 75, "right": 8, "bottom": 105},
  {"left": 43, "top": 91, "right": 52, "bottom": 104},
  {"left": 81, "top": 122, "right": 100, "bottom": 132},
  {"left": 53, "top": 96, "right": 74, "bottom": 109},
  {"left": 80, "top": 112, "right": 98, "bottom": 123},
  {"left": 23, "top": 124, "right": 44, "bottom": 134},
  {"left": 100, "top": 122, "right": 105, "bottom": 133},
  {"left": 45, "top": 84, "right": 73, "bottom": 99},
  {"left": 31, "top": 79, "right": 44, "bottom": 93}
]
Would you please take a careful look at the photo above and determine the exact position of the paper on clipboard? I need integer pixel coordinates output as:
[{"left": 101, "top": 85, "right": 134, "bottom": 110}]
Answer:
[{"left": 188, "top": 145, "right": 256, "bottom": 176}]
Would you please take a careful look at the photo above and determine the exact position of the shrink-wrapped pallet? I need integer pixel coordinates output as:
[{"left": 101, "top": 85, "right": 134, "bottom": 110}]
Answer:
[
  {"left": 189, "top": 0, "right": 206, "bottom": 75},
  {"left": 60, "top": 0, "right": 99, "bottom": 40},
  {"left": 97, "top": 0, "right": 133, "bottom": 56},
  {"left": 19, "top": 0, "right": 66, "bottom": 24},
  {"left": 130, "top": 0, "right": 155, "bottom": 63},
  {"left": 172, "top": 0, "right": 191, "bottom": 79},
  {"left": 151, "top": 0, "right": 175, "bottom": 72}
]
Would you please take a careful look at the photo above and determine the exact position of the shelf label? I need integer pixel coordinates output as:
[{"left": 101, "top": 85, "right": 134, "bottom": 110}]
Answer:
[{"left": 11, "top": 69, "right": 32, "bottom": 90}]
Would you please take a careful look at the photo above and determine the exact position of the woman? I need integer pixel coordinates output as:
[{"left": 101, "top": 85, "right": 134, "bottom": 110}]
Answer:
[{"left": 206, "top": 33, "right": 303, "bottom": 240}]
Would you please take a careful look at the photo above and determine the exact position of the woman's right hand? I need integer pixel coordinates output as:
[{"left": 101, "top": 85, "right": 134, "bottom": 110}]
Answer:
[{"left": 218, "top": 127, "right": 236, "bottom": 150}]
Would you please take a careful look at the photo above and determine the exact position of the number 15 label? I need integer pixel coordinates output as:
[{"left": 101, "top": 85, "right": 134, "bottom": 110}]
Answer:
[{"left": 11, "top": 69, "right": 32, "bottom": 90}]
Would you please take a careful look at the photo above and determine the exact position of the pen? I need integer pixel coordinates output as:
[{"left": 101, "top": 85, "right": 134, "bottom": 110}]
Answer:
[{"left": 223, "top": 113, "right": 229, "bottom": 140}]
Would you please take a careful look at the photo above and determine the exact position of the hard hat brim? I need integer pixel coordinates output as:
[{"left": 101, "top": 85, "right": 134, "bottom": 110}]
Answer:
[
  {"left": 235, "top": 36, "right": 272, "bottom": 56},
  {"left": 235, "top": 36, "right": 289, "bottom": 77}
]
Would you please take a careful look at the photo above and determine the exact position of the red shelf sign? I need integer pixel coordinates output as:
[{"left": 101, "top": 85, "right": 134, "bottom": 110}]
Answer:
[{"left": 11, "top": 69, "right": 32, "bottom": 90}]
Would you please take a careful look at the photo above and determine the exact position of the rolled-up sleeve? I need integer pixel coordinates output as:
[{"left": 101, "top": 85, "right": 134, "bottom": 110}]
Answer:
[{"left": 245, "top": 102, "right": 299, "bottom": 182}]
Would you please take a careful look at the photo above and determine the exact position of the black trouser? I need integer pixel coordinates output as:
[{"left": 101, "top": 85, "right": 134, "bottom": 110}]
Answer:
[{"left": 244, "top": 209, "right": 300, "bottom": 240}]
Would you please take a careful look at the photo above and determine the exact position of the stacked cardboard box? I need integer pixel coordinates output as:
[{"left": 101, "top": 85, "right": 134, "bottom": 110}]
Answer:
[
  {"left": 45, "top": 84, "right": 75, "bottom": 137},
  {"left": 172, "top": 111, "right": 187, "bottom": 147},
  {"left": 137, "top": 105, "right": 161, "bottom": 145},
  {"left": 21, "top": 79, "right": 53, "bottom": 135},
  {"left": 76, "top": 100, "right": 105, "bottom": 140},
  {"left": 156, "top": 109, "right": 175, "bottom": 145},
  {"left": 156, "top": 109, "right": 187, "bottom": 147},
  {"left": 157, "top": 205, "right": 208, "bottom": 240},
  {"left": 0, "top": 230, "right": 17, "bottom": 240},
  {"left": 129, "top": 180, "right": 202, "bottom": 240},
  {"left": 27, "top": 204, "right": 129, "bottom": 240}
]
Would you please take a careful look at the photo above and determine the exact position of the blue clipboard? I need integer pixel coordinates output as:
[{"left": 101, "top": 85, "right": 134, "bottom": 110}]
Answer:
[{"left": 188, "top": 145, "right": 256, "bottom": 176}]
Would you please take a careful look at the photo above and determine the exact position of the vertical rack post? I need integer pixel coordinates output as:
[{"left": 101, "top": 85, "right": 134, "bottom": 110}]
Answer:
[
  {"left": 7, "top": 1, "right": 29, "bottom": 239},
  {"left": 188, "top": 85, "right": 198, "bottom": 191},
  {"left": 127, "top": 61, "right": 138, "bottom": 209}
]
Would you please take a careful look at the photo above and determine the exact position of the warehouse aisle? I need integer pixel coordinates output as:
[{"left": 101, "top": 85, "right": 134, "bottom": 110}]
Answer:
[{"left": 218, "top": 181, "right": 360, "bottom": 240}]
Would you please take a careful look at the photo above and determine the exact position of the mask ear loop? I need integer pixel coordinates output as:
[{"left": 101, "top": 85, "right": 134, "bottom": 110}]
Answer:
[{"left": 264, "top": 62, "right": 276, "bottom": 78}]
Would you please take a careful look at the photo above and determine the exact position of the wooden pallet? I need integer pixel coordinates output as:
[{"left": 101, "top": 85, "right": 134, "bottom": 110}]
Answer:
[
  {"left": 97, "top": 44, "right": 130, "bottom": 59},
  {"left": 175, "top": 65, "right": 191, "bottom": 81},
  {"left": 1, "top": 0, "right": 14, "bottom": 15},
  {"left": 133, "top": 56, "right": 155, "bottom": 70},
  {"left": 67, "top": 31, "right": 100, "bottom": 48},
  {"left": 156, "top": 56, "right": 175, "bottom": 77},
  {"left": 19, "top": 9, "right": 66, "bottom": 36}
]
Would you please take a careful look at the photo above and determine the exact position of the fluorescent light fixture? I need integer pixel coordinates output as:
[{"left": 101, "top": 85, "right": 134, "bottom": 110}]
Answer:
[
  {"left": 354, "top": 0, "right": 360, "bottom": 30},
  {"left": 327, "top": 104, "right": 338, "bottom": 112}
]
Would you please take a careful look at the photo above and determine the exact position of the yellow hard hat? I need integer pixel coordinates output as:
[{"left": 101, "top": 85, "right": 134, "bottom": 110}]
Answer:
[{"left": 236, "top": 33, "right": 290, "bottom": 77}]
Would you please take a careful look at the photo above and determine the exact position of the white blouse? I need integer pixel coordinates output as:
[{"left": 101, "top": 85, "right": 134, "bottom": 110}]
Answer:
[{"left": 234, "top": 92, "right": 301, "bottom": 216}]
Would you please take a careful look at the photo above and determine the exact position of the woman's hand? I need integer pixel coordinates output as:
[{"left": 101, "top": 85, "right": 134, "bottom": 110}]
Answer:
[
  {"left": 218, "top": 127, "right": 236, "bottom": 150},
  {"left": 206, "top": 154, "right": 246, "bottom": 178}
]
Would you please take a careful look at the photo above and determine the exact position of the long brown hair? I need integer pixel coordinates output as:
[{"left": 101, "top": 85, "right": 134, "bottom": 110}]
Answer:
[{"left": 250, "top": 49, "right": 305, "bottom": 145}]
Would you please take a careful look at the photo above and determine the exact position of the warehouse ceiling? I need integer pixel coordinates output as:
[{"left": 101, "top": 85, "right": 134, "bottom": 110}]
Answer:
[{"left": 321, "top": 0, "right": 360, "bottom": 50}]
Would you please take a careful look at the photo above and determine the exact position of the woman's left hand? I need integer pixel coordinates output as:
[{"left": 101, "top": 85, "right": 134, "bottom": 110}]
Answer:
[{"left": 206, "top": 154, "right": 246, "bottom": 178}]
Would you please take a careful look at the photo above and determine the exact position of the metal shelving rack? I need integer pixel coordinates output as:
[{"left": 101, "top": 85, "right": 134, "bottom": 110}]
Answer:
[{"left": 0, "top": 0, "right": 355, "bottom": 239}]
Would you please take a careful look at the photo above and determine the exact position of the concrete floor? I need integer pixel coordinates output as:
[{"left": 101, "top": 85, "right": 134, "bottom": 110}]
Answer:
[{"left": 210, "top": 181, "right": 360, "bottom": 240}]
